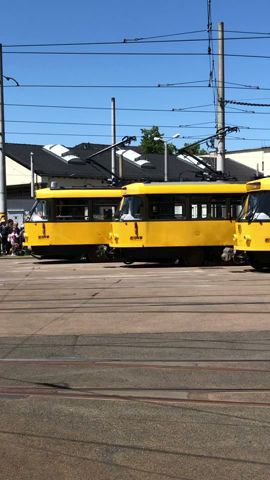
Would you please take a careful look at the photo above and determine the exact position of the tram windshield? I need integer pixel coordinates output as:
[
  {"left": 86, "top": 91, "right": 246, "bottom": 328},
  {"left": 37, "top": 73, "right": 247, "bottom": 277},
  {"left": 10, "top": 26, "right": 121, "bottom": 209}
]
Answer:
[
  {"left": 28, "top": 200, "right": 49, "bottom": 222},
  {"left": 239, "top": 191, "right": 270, "bottom": 221},
  {"left": 119, "top": 196, "right": 143, "bottom": 221}
]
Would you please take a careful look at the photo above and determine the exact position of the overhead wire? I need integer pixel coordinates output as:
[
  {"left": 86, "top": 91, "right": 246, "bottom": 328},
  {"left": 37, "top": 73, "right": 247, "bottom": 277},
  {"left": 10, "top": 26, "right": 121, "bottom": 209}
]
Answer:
[
  {"left": 6, "top": 119, "right": 217, "bottom": 128},
  {"left": 3, "top": 26, "right": 270, "bottom": 150},
  {"left": 225, "top": 99, "right": 270, "bottom": 107},
  {"left": 5, "top": 51, "right": 270, "bottom": 59},
  {"left": 5, "top": 131, "right": 270, "bottom": 142},
  {"left": 9, "top": 119, "right": 270, "bottom": 131},
  {"left": 11, "top": 119, "right": 270, "bottom": 131},
  {"left": 2, "top": 30, "right": 208, "bottom": 47},
  {"left": 4, "top": 83, "right": 270, "bottom": 90},
  {"left": 4, "top": 32, "right": 270, "bottom": 48},
  {"left": 207, "top": 0, "right": 217, "bottom": 133},
  {"left": 4, "top": 102, "right": 216, "bottom": 112},
  {"left": 6, "top": 102, "right": 270, "bottom": 114}
]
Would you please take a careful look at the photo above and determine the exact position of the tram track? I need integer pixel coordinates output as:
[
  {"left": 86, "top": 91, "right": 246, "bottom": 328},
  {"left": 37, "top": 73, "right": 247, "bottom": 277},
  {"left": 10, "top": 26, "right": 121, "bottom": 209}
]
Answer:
[
  {"left": 0, "top": 357, "right": 269, "bottom": 406},
  {"left": 0, "top": 358, "right": 270, "bottom": 373},
  {"left": 1, "top": 383, "right": 270, "bottom": 407}
]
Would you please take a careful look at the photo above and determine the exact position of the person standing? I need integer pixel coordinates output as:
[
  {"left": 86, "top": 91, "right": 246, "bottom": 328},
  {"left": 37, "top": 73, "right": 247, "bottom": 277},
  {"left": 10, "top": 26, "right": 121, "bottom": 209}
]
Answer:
[
  {"left": 0, "top": 217, "right": 6, "bottom": 254},
  {"left": 2, "top": 219, "right": 13, "bottom": 254},
  {"left": 8, "top": 223, "right": 20, "bottom": 256}
]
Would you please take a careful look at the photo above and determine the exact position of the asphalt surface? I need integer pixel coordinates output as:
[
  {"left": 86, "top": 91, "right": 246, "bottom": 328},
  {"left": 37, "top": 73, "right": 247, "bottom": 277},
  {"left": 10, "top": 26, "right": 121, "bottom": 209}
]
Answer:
[{"left": 0, "top": 257, "right": 270, "bottom": 479}]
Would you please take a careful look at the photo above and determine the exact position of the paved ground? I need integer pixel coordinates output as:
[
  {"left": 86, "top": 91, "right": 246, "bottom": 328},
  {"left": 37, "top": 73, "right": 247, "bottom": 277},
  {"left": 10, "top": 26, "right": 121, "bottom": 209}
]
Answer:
[{"left": 0, "top": 257, "right": 270, "bottom": 479}]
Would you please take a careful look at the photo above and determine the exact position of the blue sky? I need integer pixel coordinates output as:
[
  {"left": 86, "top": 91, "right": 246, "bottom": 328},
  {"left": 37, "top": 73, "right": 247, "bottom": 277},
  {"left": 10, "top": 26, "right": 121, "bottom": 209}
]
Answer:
[{"left": 2, "top": 0, "right": 270, "bottom": 152}]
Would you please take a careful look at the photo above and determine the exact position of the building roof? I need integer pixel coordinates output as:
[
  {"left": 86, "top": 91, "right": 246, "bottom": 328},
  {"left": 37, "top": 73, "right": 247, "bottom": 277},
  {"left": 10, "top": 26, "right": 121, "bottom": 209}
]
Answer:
[
  {"left": 226, "top": 146, "right": 270, "bottom": 154},
  {"left": 5, "top": 142, "right": 260, "bottom": 184},
  {"left": 203, "top": 156, "right": 261, "bottom": 183}
]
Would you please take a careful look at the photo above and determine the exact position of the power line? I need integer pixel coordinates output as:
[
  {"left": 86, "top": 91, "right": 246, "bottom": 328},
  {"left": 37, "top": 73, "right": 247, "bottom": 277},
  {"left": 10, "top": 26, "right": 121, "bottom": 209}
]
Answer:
[
  {"left": 220, "top": 29, "right": 270, "bottom": 35},
  {"left": 7, "top": 118, "right": 270, "bottom": 131},
  {"left": 3, "top": 30, "right": 208, "bottom": 47},
  {"left": 225, "top": 99, "right": 270, "bottom": 107},
  {"left": 5, "top": 131, "right": 270, "bottom": 143},
  {"left": 5, "top": 83, "right": 212, "bottom": 89},
  {"left": 9, "top": 119, "right": 270, "bottom": 131},
  {"left": 6, "top": 101, "right": 270, "bottom": 115},
  {"left": 5, "top": 102, "right": 216, "bottom": 112},
  {"left": 6, "top": 119, "right": 216, "bottom": 128},
  {"left": 5, "top": 33, "right": 270, "bottom": 48},
  {"left": 5, "top": 51, "right": 270, "bottom": 60},
  {"left": 207, "top": 0, "right": 217, "bottom": 127},
  {"left": 5, "top": 131, "right": 129, "bottom": 138},
  {"left": 4, "top": 83, "right": 270, "bottom": 90}
]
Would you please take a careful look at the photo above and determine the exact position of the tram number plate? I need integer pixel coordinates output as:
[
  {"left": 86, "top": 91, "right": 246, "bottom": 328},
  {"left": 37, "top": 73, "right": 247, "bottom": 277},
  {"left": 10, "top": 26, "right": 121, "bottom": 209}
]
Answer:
[{"left": 130, "top": 236, "right": 143, "bottom": 240}]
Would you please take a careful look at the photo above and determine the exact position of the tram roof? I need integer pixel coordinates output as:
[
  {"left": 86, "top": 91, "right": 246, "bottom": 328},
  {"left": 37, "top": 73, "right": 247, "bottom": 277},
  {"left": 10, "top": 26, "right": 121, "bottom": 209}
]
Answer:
[
  {"left": 246, "top": 177, "right": 270, "bottom": 192},
  {"left": 121, "top": 182, "right": 247, "bottom": 195},
  {"left": 35, "top": 187, "right": 122, "bottom": 199}
]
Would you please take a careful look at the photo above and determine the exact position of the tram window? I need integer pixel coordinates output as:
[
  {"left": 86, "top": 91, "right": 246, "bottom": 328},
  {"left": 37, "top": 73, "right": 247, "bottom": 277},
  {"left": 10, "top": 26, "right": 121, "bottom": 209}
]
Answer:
[
  {"left": 239, "top": 191, "right": 270, "bottom": 221},
  {"left": 191, "top": 203, "right": 209, "bottom": 219},
  {"left": 191, "top": 204, "right": 198, "bottom": 219},
  {"left": 174, "top": 203, "right": 185, "bottom": 219},
  {"left": 230, "top": 198, "right": 243, "bottom": 219},
  {"left": 149, "top": 195, "right": 186, "bottom": 220},
  {"left": 201, "top": 204, "right": 208, "bottom": 218},
  {"left": 210, "top": 199, "right": 227, "bottom": 219},
  {"left": 191, "top": 197, "right": 227, "bottom": 220},
  {"left": 120, "top": 196, "right": 143, "bottom": 221},
  {"left": 93, "top": 198, "right": 119, "bottom": 221},
  {"left": 55, "top": 199, "right": 89, "bottom": 221},
  {"left": 29, "top": 200, "right": 49, "bottom": 222}
]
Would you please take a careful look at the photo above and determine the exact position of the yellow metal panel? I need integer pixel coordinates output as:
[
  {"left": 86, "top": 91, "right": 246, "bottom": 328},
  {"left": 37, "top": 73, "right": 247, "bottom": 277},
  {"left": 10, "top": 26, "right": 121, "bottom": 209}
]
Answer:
[
  {"left": 121, "top": 183, "right": 247, "bottom": 196},
  {"left": 36, "top": 188, "right": 122, "bottom": 199},
  {"left": 24, "top": 222, "right": 112, "bottom": 247},
  {"left": 110, "top": 220, "right": 236, "bottom": 248},
  {"left": 234, "top": 221, "right": 270, "bottom": 252}
]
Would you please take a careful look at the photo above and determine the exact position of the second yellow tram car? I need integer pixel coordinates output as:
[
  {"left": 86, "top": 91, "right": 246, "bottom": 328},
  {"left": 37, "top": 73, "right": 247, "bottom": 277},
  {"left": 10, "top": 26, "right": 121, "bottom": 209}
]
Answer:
[
  {"left": 233, "top": 177, "right": 270, "bottom": 270},
  {"left": 109, "top": 182, "right": 246, "bottom": 265},
  {"left": 24, "top": 186, "right": 122, "bottom": 261}
]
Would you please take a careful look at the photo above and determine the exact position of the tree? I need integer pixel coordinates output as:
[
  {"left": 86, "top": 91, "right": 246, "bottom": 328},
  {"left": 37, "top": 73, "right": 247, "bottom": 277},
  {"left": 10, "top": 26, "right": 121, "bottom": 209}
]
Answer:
[
  {"left": 140, "top": 126, "right": 163, "bottom": 154},
  {"left": 140, "top": 126, "right": 177, "bottom": 155}
]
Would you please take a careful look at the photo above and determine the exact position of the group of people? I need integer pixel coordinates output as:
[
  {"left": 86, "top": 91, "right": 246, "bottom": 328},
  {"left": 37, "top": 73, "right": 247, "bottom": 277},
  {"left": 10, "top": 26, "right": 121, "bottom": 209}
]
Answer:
[{"left": 0, "top": 217, "right": 24, "bottom": 256}]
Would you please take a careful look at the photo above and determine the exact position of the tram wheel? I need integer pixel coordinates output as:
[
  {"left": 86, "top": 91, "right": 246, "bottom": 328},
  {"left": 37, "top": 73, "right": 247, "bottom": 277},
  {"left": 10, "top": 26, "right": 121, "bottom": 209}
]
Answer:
[
  {"left": 182, "top": 248, "right": 205, "bottom": 267},
  {"left": 249, "top": 261, "right": 268, "bottom": 271},
  {"left": 249, "top": 260, "right": 269, "bottom": 271},
  {"left": 248, "top": 253, "right": 270, "bottom": 271},
  {"left": 86, "top": 247, "right": 102, "bottom": 263}
]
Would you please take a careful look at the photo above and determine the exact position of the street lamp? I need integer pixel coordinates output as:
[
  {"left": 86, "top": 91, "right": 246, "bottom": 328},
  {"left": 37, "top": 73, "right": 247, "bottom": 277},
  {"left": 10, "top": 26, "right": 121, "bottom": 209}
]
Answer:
[
  {"left": 0, "top": 42, "right": 20, "bottom": 220},
  {"left": 154, "top": 133, "right": 180, "bottom": 182}
]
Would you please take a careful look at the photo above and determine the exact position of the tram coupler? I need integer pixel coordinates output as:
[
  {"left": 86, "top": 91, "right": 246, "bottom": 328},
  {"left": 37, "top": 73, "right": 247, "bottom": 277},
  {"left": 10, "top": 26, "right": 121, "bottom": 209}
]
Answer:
[
  {"left": 221, "top": 247, "right": 234, "bottom": 262},
  {"left": 221, "top": 247, "right": 246, "bottom": 264},
  {"left": 233, "top": 251, "right": 247, "bottom": 265}
]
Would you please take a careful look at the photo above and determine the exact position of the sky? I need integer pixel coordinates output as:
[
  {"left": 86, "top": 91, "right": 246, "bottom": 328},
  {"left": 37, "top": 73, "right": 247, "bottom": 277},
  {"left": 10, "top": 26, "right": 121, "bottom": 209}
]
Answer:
[{"left": 2, "top": 0, "right": 270, "bottom": 153}]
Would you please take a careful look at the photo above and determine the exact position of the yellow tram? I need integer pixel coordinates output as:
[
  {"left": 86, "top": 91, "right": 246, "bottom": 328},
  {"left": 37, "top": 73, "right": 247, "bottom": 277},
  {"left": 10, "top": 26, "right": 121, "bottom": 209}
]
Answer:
[
  {"left": 233, "top": 177, "right": 270, "bottom": 270},
  {"left": 109, "top": 182, "right": 246, "bottom": 266},
  {"left": 24, "top": 186, "right": 122, "bottom": 261}
]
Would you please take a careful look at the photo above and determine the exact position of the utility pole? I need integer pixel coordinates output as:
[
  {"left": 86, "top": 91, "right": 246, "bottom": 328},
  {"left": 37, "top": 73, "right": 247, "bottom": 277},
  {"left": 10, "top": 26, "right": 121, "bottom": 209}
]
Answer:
[
  {"left": 30, "top": 152, "right": 35, "bottom": 198},
  {"left": 164, "top": 141, "right": 168, "bottom": 182},
  {"left": 0, "top": 44, "right": 6, "bottom": 220},
  {"left": 216, "top": 21, "right": 225, "bottom": 173},
  {"left": 111, "top": 97, "right": 116, "bottom": 178}
]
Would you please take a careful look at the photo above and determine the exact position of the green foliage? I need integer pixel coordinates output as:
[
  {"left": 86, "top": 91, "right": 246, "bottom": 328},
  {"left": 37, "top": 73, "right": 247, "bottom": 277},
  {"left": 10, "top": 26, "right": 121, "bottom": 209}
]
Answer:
[
  {"left": 167, "top": 143, "right": 178, "bottom": 155},
  {"left": 139, "top": 126, "right": 181, "bottom": 155},
  {"left": 181, "top": 142, "right": 207, "bottom": 156},
  {"left": 140, "top": 126, "right": 164, "bottom": 154}
]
